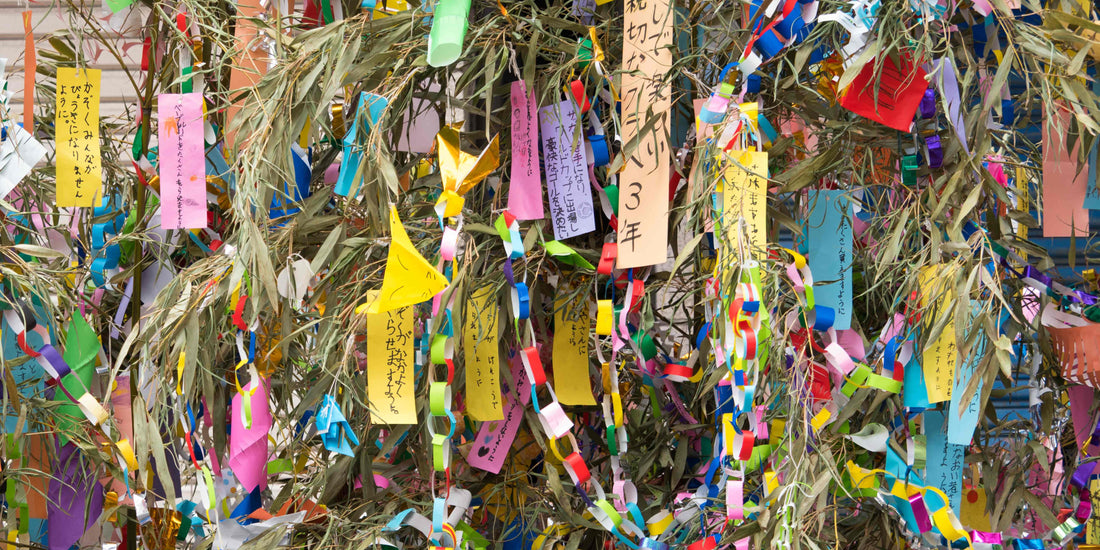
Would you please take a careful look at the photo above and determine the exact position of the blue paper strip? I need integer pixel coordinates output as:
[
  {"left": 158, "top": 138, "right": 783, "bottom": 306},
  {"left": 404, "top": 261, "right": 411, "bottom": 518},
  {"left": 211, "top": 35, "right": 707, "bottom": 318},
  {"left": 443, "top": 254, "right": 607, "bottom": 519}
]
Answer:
[{"left": 806, "top": 190, "right": 853, "bottom": 330}]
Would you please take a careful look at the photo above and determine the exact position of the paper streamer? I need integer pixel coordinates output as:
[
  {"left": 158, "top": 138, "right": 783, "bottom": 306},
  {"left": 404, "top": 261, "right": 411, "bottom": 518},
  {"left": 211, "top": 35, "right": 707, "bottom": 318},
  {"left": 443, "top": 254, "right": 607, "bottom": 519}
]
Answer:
[
  {"left": 539, "top": 100, "right": 595, "bottom": 240},
  {"left": 366, "top": 291, "right": 417, "bottom": 424},
  {"left": 228, "top": 379, "right": 272, "bottom": 493},
  {"left": 22, "top": 11, "right": 35, "bottom": 134},
  {"left": 55, "top": 68, "right": 103, "bottom": 207},
  {"left": 617, "top": 0, "right": 673, "bottom": 267},
  {"left": 925, "top": 409, "right": 965, "bottom": 516},
  {"left": 946, "top": 303, "right": 987, "bottom": 445},
  {"left": 508, "top": 81, "right": 543, "bottom": 220},
  {"left": 807, "top": 190, "right": 853, "bottom": 330},
  {"left": 723, "top": 151, "right": 768, "bottom": 260},
  {"left": 158, "top": 93, "right": 208, "bottom": 230},
  {"left": 553, "top": 296, "right": 596, "bottom": 406},
  {"left": 464, "top": 286, "right": 503, "bottom": 421},
  {"left": 1042, "top": 103, "right": 1090, "bottom": 237},
  {"left": 919, "top": 265, "right": 958, "bottom": 403},
  {"left": 466, "top": 358, "right": 531, "bottom": 474}
]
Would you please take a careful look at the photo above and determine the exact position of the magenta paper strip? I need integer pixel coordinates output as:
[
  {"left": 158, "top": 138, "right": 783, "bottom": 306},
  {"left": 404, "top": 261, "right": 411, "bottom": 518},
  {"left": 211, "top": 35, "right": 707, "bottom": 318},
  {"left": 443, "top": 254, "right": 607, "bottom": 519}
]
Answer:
[
  {"left": 539, "top": 100, "right": 595, "bottom": 240},
  {"left": 158, "top": 93, "right": 207, "bottom": 230},
  {"left": 466, "top": 356, "right": 532, "bottom": 474},
  {"left": 509, "top": 81, "right": 543, "bottom": 220}
]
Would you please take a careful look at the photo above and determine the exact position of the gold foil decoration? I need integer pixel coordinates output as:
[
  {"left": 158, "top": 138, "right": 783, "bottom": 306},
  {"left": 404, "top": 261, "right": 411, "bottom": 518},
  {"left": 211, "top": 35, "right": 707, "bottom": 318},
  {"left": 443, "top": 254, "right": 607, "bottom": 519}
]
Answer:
[{"left": 434, "top": 126, "right": 499, "bottom": 217}]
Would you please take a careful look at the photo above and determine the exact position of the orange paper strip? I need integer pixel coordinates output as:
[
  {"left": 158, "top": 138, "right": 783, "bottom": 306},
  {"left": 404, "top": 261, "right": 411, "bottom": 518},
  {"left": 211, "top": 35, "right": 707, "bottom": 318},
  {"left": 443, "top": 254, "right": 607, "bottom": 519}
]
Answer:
[
  {"left": 616, "top": 0, "right": 673, "bottom": 268},
  {"left": 1042, "top": 103, "right": 1090, "bottom": 237}
]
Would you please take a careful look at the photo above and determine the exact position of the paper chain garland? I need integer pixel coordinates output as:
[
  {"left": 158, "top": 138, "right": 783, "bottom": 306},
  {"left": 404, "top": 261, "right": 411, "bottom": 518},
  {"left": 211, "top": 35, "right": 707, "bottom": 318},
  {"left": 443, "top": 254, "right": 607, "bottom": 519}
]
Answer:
[{"left": 5, "top": 0, "right": 1100, "bottom": 547}]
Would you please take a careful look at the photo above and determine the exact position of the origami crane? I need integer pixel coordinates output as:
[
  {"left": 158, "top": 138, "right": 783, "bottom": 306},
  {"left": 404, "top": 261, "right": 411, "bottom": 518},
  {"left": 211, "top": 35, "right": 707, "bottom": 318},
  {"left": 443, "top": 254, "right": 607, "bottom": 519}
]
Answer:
[
  {"left": 434, "top": 126, "right": 499, "bottom": 218},
  {"left": 315, "top": 394, "right": 359, "bottom": 457}
]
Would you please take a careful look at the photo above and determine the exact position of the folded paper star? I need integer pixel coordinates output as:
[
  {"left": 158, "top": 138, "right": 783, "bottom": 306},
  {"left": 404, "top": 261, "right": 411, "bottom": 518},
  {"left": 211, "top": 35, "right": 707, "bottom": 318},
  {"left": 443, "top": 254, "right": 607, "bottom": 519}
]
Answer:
[
  {"left": 435, "top": 126, "right": 499, "bottom": 217},
  {"left": 315, "top": 394, "right": 360, "bottom": 457}
]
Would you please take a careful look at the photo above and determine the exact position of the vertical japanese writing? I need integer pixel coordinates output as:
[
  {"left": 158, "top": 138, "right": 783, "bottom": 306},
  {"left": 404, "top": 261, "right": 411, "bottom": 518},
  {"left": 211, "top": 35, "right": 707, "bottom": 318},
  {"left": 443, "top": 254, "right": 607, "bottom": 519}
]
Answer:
[
  {"left": 55, "top": 68, "right": 102, "bottom": 207},
  {"left": 539, "top": 100, "right": 595, "bottom": 240},
  {"left": 617, "top": 0, "right": 672, "bottom": 267},
  {"left": 464, "top": 286, "right": 503, "bottom": 421},
  {"left": 509, "top": 81, "right": 544, "bottom": 220},
  {"left": 158, "top": 93, "right": 208, "bottom": 230},
  {"left": 722, "top": 151, "right": 768, "bottom": 268},
  {"left": 918, "top": 265, "right": 958, "bottom": 404},
  {"left": 367, "top": 296, "right": 417, "bottom": 424},
  {"left": 552, "top": 296, "right": 596, "bottom": 406},
  {"left": 806, "top": 190, "right": 853, "bottom": 329}
]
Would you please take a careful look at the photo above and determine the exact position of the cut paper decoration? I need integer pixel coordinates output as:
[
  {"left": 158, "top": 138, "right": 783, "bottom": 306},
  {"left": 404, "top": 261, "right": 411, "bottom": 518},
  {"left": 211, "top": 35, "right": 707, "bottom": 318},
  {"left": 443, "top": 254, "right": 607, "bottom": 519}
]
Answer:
[
  {"left": 1068, "top": 385, "right": 1097, "bottom": 450},
  {"left": 723, "top": 150, "right": 768, "bottom": 260},
  {"left": 807, "top": 190, "right": 853, "bottom": 330},
  {"left": 368, "top": 206, "right": 449, "bottom": 314},
  {"left": 158, "top": 93, "right": 207, "bottom": 230},
  {"left": 225, "top": 0, "right": 269, "bottom": 150},
  {"left": 316, "top": 394, "right": 360, "bottom": 457},
  {"left": 0, "top": 121, "right": 46, "bottom": 199},
  {"left": 47, "top": 443, "right": 105, "bottom": 550},
  {"left": 56, "top": 314, "right": 100, "bottom": 443},
  {"left": 464, "top": 286, "right": 503, "bottom": 421},
  {"left": 947, "top": 306, "right": 987, "bottom": 445},
  {"left": 336, "top": 93, "right": 389, "bottom": 197},
  {"left": 540, "top": 100, "right": 596, "bottom": 240},
  {"left": 56, "top": 67, "right": 103, "bottom": 207},
  {"left": 1050, "top": 322, "right": 1100, "bottom": 388},
  {"left": 839, "top": 55, "right": 928, "bottom": 132},
  {"left": 925, "top": 409, "right": 965, "bottom": 515},
  {"left": 367, "top": 291, "right": 417, "bottom": 424},
  {"left": 466, "top": 357, "right": 532, "bottom": 474},
  {"left": 276, "top": 257, "right": 314, "bottom": 305},
  {"left": 509, "top": 80, "right": 543, "bottom": 220},
  {"left": 960, "top": 487, "right": 992, "bottom": 532},
  {"left": 847, "top": 423, "right": 888, "bottom": 452},
  {"left": 553, "top": 297, "right": 597, "bottom": 406},
  {"left": 542, "top": 240, "right": 596, "bottom": 270},
  {"left": 396, "top": 95, "right": 441, "bottom": 154},
  {"left": 228, "top": 378, "right": 272, "bottom": 493},
  {"left": 435, "top": 126, "right": 500, "bottom": 217},
  {"left": 426, "top": 0, "right": 472, "bottom": 67},
  {"left": 617, "top": 0, "right": 673, "bottom": 268},
  {"left": 919, "top": 265, "right": 958, "bottom": 403},
  {"left": 1042, "top": 103, "right": 1090, "bottom": 237}
]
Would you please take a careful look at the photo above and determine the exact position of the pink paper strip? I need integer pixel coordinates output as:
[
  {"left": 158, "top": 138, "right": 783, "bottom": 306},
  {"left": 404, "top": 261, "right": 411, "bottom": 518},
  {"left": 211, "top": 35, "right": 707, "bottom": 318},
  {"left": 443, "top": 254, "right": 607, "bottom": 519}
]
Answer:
[
  {"left": 466, "top": 357, "right": 531, "bottom": 474},
  {"left": 228, "top": 378, "right": 272, "bottom": 492},
  {"left": 1043, "top": 104, "right": 1089, "bottom": 237},
  {"left": 1068, "top": 385, "right": 1097, "bottom": 449},
  {"left": 508, "top": 81, "right": 543, "bottom": 220},
  {"left": 158, "top": 93, "right": 208, "bottom": 230}
]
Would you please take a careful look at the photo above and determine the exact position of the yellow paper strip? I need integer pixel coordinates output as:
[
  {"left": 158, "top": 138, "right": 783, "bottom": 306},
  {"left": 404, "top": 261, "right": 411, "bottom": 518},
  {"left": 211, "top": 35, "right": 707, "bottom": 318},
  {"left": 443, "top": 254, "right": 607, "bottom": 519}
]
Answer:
[
  {"left": 55, "top": 68, "right": 102, "bottom": 207},
  {"left": 918, "top": 265, "right": 958, "bottom": 404},
  {"left": 723, "top": 150, "right": 768, "bottom": 262},
  {"left": 616, "top": 0, "right": 673, "bottom": 268},
  {"left": 464, "top": 286, "right": 502, "bottom": 421},
  {"left": 367, "top": 290, "right": 417, "bottom": 424},
  {"left": 553, "top": 297, "right": 596, "bottom": 406},
  {"left": 1089, "top": 478, "right": 1100, "bottom": 543}
]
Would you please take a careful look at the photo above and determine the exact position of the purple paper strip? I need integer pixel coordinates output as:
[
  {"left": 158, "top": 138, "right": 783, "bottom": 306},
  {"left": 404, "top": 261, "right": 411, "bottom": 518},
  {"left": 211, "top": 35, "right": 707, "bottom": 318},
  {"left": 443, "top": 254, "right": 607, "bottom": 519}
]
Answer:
[
  {"left": 539, "top": 100, "right": 596, "bottom": 241},
  {"left": 919, "top": 89, "right": 936, "bottom": 119},
  {"left": 48, "top": 442, "right": 105, "bottom": 550}
]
